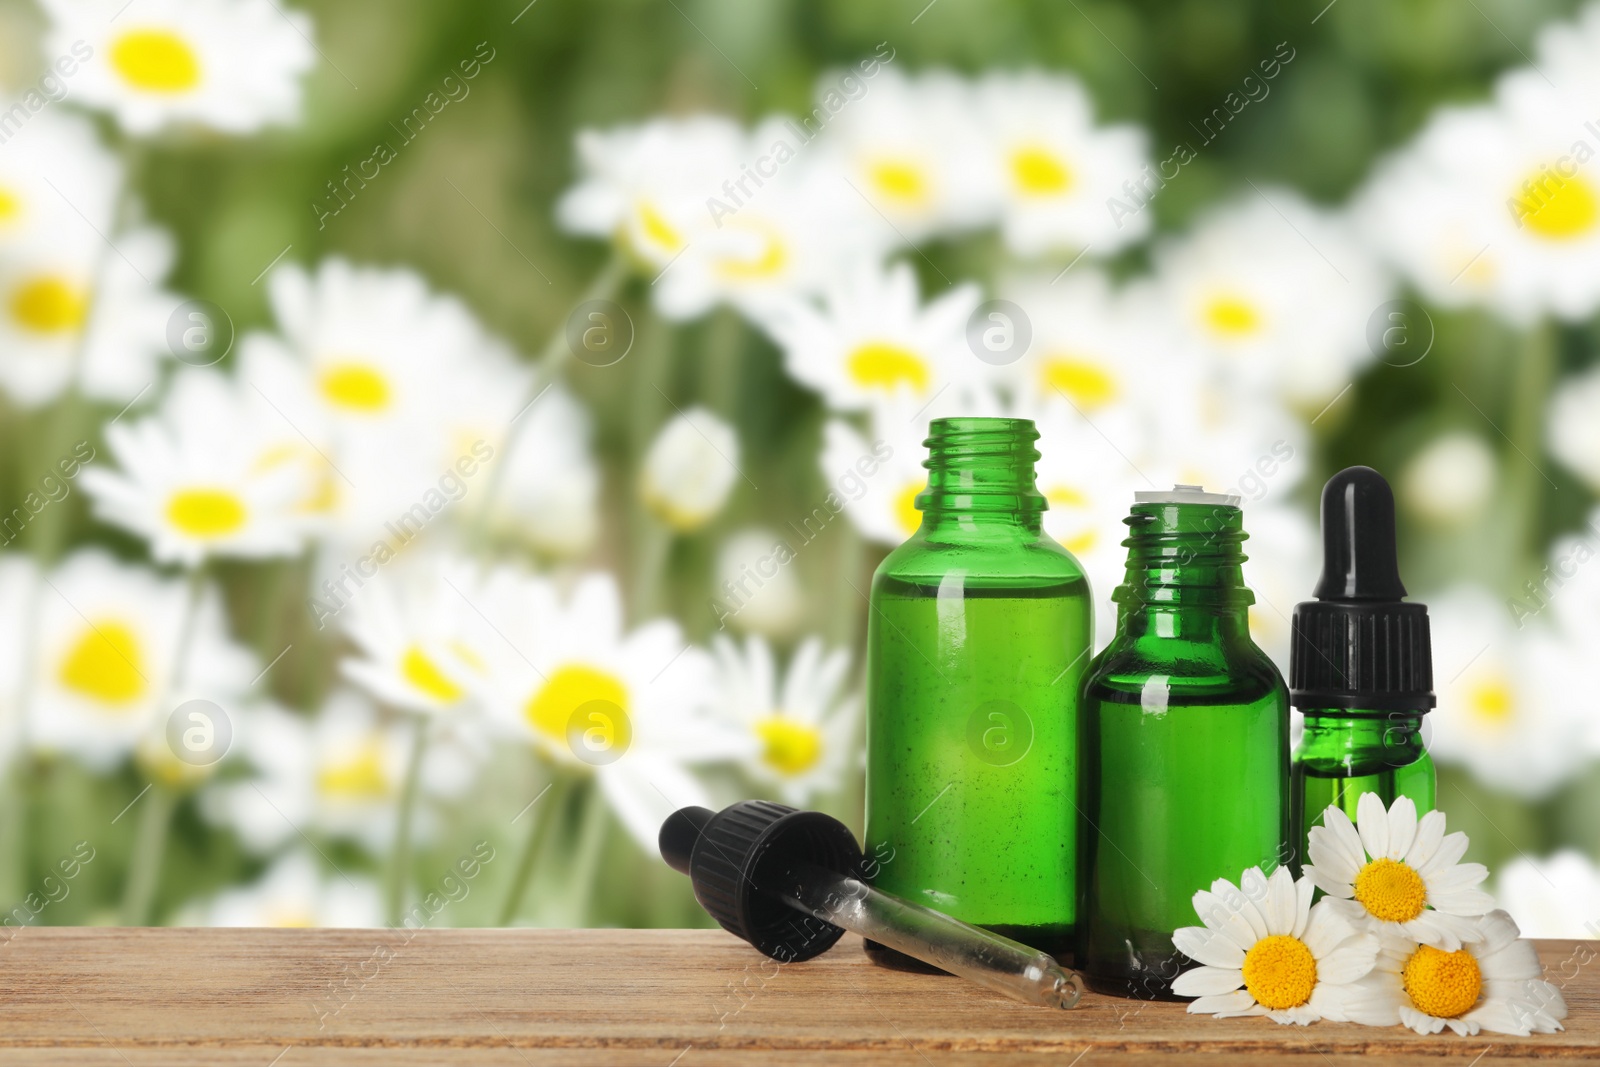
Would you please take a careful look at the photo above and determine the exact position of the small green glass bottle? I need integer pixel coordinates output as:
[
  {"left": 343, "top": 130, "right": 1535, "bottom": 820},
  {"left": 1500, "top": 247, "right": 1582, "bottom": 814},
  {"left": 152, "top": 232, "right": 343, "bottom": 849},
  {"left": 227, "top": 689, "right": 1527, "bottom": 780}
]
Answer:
[
  {"left": 864, "top": 417, "right": 1091, "bottom": 967},
  {"left": 1077, "top": 487, "right": 1288, "bottom": 999},
  {"left": 1288, "top": 466, "right": 1436, "bottom": 872}
]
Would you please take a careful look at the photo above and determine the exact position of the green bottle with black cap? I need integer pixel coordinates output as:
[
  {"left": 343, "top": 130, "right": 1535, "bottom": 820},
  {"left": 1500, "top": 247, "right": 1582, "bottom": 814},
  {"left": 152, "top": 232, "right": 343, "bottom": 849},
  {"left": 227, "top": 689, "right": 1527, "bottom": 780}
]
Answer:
[{"left": 1288, "top": 466, "right": 1437, "bottom": 874}]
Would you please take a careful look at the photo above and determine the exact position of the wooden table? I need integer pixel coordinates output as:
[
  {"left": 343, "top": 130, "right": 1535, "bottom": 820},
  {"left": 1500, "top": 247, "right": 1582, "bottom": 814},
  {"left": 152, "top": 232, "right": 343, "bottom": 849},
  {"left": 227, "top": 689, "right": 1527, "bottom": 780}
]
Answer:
[{"left": 0, "top": 928, "right": 1593, "bottom": 1064}]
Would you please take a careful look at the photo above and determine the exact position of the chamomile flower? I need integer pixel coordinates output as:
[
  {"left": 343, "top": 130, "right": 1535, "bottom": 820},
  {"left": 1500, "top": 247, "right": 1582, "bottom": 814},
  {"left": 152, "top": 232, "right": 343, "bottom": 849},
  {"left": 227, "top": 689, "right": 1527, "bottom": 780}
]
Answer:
[
  {"left": 0, "top": 107, "right": 121, "bottom": 252},
  {"left": 1546, "top": 365, "right": 1600, "bottom": 493},
  {"left": 26, "top": 549, "right": 257, "bottom": 770},
  {"left": 973, "top": 71, "right": 1151, "bottom": 257},
  {"left": 42, "top": 0, "right": 315, "bottom": 136},
  {"left": 1399, "top": 432, "right": 1498, "bottom": 525},
  {"left": 0, "top": 227, "right": 176, "bottom": 407},
  {"left": 1428, "top": 586, "right": 1593, "bottom": 797},
  {"left": 817, "top": 397, "right": 935, "bottom": 547},
  {"left": 712, "top": 527, "right": 807, "bottom": 637},
  {"left": 81, "top": 368, "right": 316, "bottom": 565},
  {"left": 486, "top": 384, "right": 601, "bottom": 558},
  {"left": 474, "top": 570, "right": 747, "bottom": 849},
  {"left": 338, "top": 553, "right": 490, "bottom": 717},
  {"left": 813, "top": 68, "right": 994, "bottom": 241},
  {"left": 1494, "top": 850, "right": 1600, "bottom": 940},
  {"left": 1173, "top": 866, "right": 1385, "bottom": 1025},
  {"left": 1364, "top": 911, "right": 1568, "bottom": 1036},
  {"left": 1151, "top": 189, "right": 1389, "bottom": 408},
  {"left": 757, "top": 260, "right": 981, "bottom": 413},
  {"left": 640, "top": 407, "right": 742, "bottom": 532},
  {"left": 203, "top": 852, "right": 381, "bottom": 928},
  {"left": 1307, "top": 794, "right": 1496, "bottom": 951},
  {"left": 557, "top": 115, "right": 744, "bottom": 271},
  {"left": 713, "top": 635, "right": 859, "bottom": 805}
]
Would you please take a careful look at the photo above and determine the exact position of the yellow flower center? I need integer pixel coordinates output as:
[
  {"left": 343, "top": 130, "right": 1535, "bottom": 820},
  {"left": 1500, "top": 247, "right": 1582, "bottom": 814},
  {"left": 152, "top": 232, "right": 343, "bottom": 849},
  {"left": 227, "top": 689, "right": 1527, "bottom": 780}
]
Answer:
[
  {"left": 846, "top": 341, "right": 930, "bottom": 394},
  {"left": 867, "top": 158, "right": 928, "bottom": 204},
  {"left": 401, "top": 645, "right": 464, "bottom": 704},
  {"left": 1241, "top": 934, "right": 1317, "bottom": 1011},
  {"left": 633, "top": 200, "right": 684, "bottom": 254},
  {"left": 319, "top": 362, "right": 392, "bottom": 413},
  {"left": 1518, "top": 169, "right": 1598, "bottom": 241},
  {"left": 894, "top": 481, "right": 923, "bottom": 536},
  {"left": 755, "top": 715, "right": 823, "bottom": 776},
  {"left": 265, "top": 909, "right": 316, "bottom": 929},
  {"left": 524, "top": 663, "right": 631, "bottom": 752},
  {"left": 714, "top": 222, "right": 788, "bottom": 282},
  {"left": 1203, "top": 294, "right": 1262, "bottom": 338},
  {"left": 0, "top": 186, "right": 20, "bottom": 225},
  {"left": 1402, "top": 944, "right": 1483, "bottom": 1019},
  {"left": 1039, "top": 355, "right": 1118, "bottom": 410},
  {"left": 10, "top": 274, "right": 88, "bottom": 334},
  {"left": 316, "top": 740, "right": 391, "bottom": 800},
  {"left": 1467, "top": 676, "right": 1513, "bottom": 727},
  {"left": 110, "top": 29, "right": 202, "bottom": 93},
  {"left": 166, "top": 488, "right": 248, "bottom": 539},
  {"left": 1353, "top": 857, "right": 1428, "bottom": 923},
  {"left": 1010, "top": 145, "right": 1073, "bottom": 196},
  {"left": 58, "top": 620, "right": 146, "bottom": 705}
]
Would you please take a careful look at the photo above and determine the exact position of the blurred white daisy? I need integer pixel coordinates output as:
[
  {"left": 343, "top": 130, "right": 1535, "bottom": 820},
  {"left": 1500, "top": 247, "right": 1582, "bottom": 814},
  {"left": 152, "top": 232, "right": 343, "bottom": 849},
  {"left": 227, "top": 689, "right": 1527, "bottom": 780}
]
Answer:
[
  {"left": 712, "top": 635, "right": 859, "bottom": 805},
  {"left": 1364, "top": 911, "right": 1567, "bottom": 1036},
  {"left": 0, "top": 227, "right": 176, "bottom": 407},
  {"left": 1494, "top": 850, "right": 1600, "bottom": 940},
  {"left": 1399, "top": 432, "right": 1497, "bottom": 524},
  {"left": 1306, "top": 794, "right": 1496, "bottom": 951},
  {"left": 0, "top": 555, "right": 43, "bottom": 772},
  {"left": 712, "top": 527, "right": 807, "bottom": 637},
  {"left": 81, "top": 368, "right": 316, "bottom": 565},
  {"left": 640, "top": 406, "right": 741, "bottom": 532},
  {"left": 242, "top": 258, "right": 527, "bottom": 544},
  {"left": 756, "top": 260, "right": 981, "bottom": 413},
  {"left": 1357, "top": 73, "right": 1600, "bottom": 325},
  {"left": 339, "top": 553, "right": 490, "bottom": 717},
  {"left": 1150, "top": 189, "right": 1389, "bottom": 408},
  {"left": 0, "top": 107, "right": 120, "bottom": 252},
  {"left": 473, "top": 570, "right": 746, "bottom": 849},
  {"left": 42, "top": 0, "right": 315, "bottom": 136},
  {"left": 485, "top": 384, "right": 600, "bottom": 559},
  {"left": 1428, "top": 586, "right": 1594, "bottom": 798},
  {"left": 817, "top": 400, "right": 932, "bottom": 547},
  {"left": 201, "top": 692, "right": 479, "bottom": 855},
  {"left": 1173, "top": 866, "right": 1385, "bottom": 1025},
  {"left": 812, "top": 68, "right": 994, "bottom": 241},
  {"left": 26, "top": 549, "right": 256, "bottom": 770},
  {"left": 1546, "top": 365, "right": 1600, "bottom": 492},
  {"left": 203, "top": 851, "right": 381, "bottom": 928},
  {"left": 556, "top": 115, "right": 744, "bottom": 272},
  {"left": 973, "top": 71, "right": 1150, "bottom": 257}
]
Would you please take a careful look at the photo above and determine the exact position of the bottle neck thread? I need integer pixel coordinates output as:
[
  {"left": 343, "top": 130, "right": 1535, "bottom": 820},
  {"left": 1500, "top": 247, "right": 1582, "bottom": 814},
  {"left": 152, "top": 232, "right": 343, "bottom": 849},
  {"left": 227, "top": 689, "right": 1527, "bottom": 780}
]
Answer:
[
  {"left": 1113, "top": 502, "right": 1254, "bottom": 619},
  {"left": 916, "top": 417, "right": 1046, "bottom": 529}
]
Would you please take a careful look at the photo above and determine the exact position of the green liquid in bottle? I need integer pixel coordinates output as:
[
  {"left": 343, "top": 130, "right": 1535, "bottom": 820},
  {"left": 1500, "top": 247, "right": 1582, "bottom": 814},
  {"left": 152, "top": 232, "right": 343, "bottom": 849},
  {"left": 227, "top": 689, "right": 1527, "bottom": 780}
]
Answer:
[
  {"left": 1289, "top": 711, "right": 1435, "bottom": 872},
  {"left": 1077, "top": 494, "right": 1289, "bottom": 999},
  {"left": 864, "top": 417, "right": 1090, "bottom": 967}
]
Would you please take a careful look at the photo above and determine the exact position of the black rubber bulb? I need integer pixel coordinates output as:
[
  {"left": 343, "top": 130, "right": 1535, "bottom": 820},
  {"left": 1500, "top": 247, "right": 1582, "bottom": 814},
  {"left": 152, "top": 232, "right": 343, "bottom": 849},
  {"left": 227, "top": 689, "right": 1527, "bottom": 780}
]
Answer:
[{"left": 1312, "top": 466, "right": 1408, "bottom": 602}]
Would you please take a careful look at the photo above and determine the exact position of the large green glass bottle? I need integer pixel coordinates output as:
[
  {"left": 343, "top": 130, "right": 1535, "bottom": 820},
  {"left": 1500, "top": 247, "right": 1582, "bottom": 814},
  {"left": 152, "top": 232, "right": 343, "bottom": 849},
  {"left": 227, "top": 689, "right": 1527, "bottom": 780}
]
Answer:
[
  {"left": 1288, "top": 466, "right": 1437, "bottom": 871},
  {"left": 864, "top": 417, "right": 1091, "bottom": 967},
  {"left": 1077, "top": 488, "right": 1288, "bottom": 999}
]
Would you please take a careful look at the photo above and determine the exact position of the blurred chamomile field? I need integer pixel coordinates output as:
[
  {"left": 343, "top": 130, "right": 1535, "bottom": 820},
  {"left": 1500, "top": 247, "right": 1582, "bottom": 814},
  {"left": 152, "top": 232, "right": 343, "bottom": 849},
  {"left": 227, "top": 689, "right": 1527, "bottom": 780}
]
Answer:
[{"left": 0, "top": 0, "right": 1596, "bottom": 937}]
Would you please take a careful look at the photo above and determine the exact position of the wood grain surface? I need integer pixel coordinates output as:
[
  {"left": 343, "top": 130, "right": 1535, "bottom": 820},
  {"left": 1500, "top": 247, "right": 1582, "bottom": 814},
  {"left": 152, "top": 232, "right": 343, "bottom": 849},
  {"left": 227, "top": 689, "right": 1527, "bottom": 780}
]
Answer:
[{"left": 0, "top": 928, "right": 1592, "bottom": 1065}]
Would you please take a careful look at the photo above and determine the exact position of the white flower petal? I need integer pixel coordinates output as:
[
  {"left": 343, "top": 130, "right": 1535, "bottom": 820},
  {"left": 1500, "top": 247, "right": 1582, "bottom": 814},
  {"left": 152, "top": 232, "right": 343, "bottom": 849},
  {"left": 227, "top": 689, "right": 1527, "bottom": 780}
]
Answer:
[
  {"left": 1172, "top": 965, "right": 1246, "bottom": 997},
  {"left": 1416, "top": 830, "right": 1470, "bottom": 879},
  {"left": 1306, "top": 864, "right": 1355, "bottom": 899},
  {"left": 1356, "top": 791, "right": 1391, "bottom": 860},
  {"left": 1186, "top": 990, "right": 1256, "bottom": 1016},
  {"left": 1318, "top": 805, "right": 1370, "bottom": 873},
  {"left": 1386, "top": 795, "right": 1418, "bottom": 859},
  {"left": 1477, "top": 936, "right": 1543, "bottom": 983},
  {"left": 1292, "top": 874, "right": 1315, "bottom": 940},
  {"left": 1173, "top": 926, "right": 1245, "bottom": 969},
  {"left": 1264, "top": 865, "right": 1298, "bottom": 935},
  {"left": 1315, "top": 932, "right": 1379, "bottom": 985},
  {"left": 1399, "top": 1005, "right": 1447, "bottom": 1035},
  {"left": 1302, "top": 899, "right": 1357, "bottom": 959},
  {"left": 1406, "top": 809, "right": 1447, "bottom": 870}
]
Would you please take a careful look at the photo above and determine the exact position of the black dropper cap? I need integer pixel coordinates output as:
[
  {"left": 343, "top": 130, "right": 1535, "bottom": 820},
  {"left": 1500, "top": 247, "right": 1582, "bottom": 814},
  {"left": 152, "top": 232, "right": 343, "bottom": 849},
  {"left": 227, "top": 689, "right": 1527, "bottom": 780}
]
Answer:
[
  {"left": 659, "top": 799, "right": 864, "bottom": 962},
  {"left": 1289, "top": 466, "right": 1435, "bottom": 713}
]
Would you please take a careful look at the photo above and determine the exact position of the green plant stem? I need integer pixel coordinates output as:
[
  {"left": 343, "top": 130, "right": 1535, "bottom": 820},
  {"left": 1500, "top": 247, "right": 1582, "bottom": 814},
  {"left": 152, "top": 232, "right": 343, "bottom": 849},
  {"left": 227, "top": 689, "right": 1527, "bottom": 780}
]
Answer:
[
  {"left": 1503, "top": 321, "right": 1557, "bottom": 577},
  {"left": 387, "top": 714, "right": 430, "bottom": 926},
  {"left": 497, "top": 772, "right": 570, "bottom": 926},
  {"left": 119, "top": 784, "right": 176, "bottom": 925},
  {"left": 700, "top": 307, "right": 744, "bottom": 416},
  {"left": 563, "top": 781, "right": 609, "bottom": 928}
]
